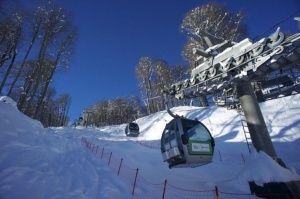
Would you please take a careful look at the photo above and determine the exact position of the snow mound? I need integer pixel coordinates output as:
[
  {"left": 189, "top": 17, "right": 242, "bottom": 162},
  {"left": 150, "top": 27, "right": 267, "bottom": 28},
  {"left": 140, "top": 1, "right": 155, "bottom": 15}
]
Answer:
[
  {"left": 0, "top": 96, "right": 17, "bottom": 108},
  {"left": 0, "top": 96, "right": 44, "bottom": 134},
  {"left": 237, "top": 151, "right": 300, "bottom": 187}
]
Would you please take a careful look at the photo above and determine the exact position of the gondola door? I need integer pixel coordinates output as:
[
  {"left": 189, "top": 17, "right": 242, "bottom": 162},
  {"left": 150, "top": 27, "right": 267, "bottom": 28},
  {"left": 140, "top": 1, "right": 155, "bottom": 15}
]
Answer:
[
  {"left": 180, "top": 118, "right": 214, "bottom": 167},
  {"left": 161, "top": 118, "right": 186, "bottom": 168},
  {"left": 184, "top": 119, "right": 214, "bottom": 156}
]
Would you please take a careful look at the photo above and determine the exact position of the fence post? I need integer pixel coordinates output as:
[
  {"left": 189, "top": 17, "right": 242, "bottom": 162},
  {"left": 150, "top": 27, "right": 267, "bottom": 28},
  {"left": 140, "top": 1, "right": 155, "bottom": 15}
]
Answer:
[
  {"left": 219, "top": 150, "right": 222, "bottom": 161},
  {"left": 132, "top": 168, "right": 139, "bottom": 196},
  {"left": 215, "top": 186, "right": 219, "bottom": 199},
  {"left": 118, "top": 159, "right": 123, "bottom": 175},
  {"left": 162, "top": 179, "right": 167, "bottom": 199},
  {"left": 101, "top": 147, "right": 104, "bottom": 159},
  {"left": 241, "top": 153, "right": 245, "bottom": 163},
  {"left": 108, "top": 152, "right": 112, "bottom": 165},
  {"left": 92, "top": 144, "right": 95, "bottom": 153}
]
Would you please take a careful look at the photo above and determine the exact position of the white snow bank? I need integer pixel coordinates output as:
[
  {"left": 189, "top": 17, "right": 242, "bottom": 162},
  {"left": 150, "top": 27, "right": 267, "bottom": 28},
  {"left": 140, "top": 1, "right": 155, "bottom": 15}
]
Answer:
[
  {"left": 0, "top": 96, "right": 17, "bottom": 108},
  {"left": 237, "top": 151, "right": 300, "bottom": 186}
]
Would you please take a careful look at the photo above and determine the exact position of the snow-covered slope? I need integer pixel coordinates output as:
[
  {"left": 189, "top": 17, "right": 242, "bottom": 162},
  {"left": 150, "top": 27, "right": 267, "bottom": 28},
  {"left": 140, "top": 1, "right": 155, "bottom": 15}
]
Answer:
[{"left": 0, "top": 95, "right": 299, "bottom": 198}]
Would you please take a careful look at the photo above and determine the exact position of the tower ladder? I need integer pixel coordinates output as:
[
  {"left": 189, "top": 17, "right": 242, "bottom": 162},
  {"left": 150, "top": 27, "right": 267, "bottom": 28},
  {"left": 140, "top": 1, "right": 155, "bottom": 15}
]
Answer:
[{"left": 238, "top": 105, "right": 252, "bottom": 154}]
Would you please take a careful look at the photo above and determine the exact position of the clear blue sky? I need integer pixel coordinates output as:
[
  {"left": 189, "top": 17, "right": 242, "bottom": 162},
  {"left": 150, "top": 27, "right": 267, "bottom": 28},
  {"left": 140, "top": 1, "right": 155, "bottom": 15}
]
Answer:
[{"left": 50, "top": 0, "right": 300, "bottom": 122}]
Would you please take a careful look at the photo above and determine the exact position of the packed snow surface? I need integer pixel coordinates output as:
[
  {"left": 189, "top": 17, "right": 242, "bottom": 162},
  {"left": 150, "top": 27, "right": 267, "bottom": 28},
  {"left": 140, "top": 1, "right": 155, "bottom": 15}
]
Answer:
[{"left": 0, "top": 95, "right": 300, "bottom": 198}]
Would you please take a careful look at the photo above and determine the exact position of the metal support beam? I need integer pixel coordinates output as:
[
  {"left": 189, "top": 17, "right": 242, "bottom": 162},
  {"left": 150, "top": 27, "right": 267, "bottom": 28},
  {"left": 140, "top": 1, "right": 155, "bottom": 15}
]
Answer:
[{"left": 236, "top": 81, "right": 277, "bottom": 158}]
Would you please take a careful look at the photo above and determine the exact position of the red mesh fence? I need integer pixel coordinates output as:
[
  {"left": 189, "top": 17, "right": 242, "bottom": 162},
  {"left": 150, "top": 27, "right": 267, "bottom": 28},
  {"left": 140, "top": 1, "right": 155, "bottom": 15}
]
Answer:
[
  {"left": 135, "top": 140, "right": 160, "bottom": 149},
  {"left": 218, "top": 191, "right": 257, "bottom": 199},
  {"left": 133, "top": 173, "right": 165, "bottom": 198},
  {"left": 81, "top": 137, "right": 299, "bottom": 199},
  {"left": 164, "top": 182, "right": 215, "bottom": 199},
  {"left": 215, "top": 150, "right": 248, "bottom": 165},
  {"left": 118, "top": 163, "right": 137, "bottom": 193},
  {"left": 108, "top": 155, "right": 122, "bottom": 173}
]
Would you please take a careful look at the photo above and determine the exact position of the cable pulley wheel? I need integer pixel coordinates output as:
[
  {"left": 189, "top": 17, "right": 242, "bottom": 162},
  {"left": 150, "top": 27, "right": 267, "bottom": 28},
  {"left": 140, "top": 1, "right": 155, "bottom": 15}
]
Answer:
[
  {"left": 268, "top": 32, "right": 285, "bottom": 48},
  {"left": 199, "top": 72, "right": 207, "bottom": 81},
  {"left": 233, "top": 55, "right": 245, "bottom": 66},
  {"left": 208, "top": 67, "right": 217, "bottom": 78},
  {"left": 250, "top": 46, "right": 264, "bottom": 57}
]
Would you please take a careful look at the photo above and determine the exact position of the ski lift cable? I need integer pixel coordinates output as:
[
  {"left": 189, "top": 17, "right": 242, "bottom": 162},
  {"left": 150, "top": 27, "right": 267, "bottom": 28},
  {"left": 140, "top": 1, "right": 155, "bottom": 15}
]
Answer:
[
  {"left": 116, "top": 11, "right": 300, "bottom": 104},
  {"left": 141, "top": 95, "right": 162, "bottom": 101},
  {"left": 252, "top": 9, "right": 300, "bottom": 41}
]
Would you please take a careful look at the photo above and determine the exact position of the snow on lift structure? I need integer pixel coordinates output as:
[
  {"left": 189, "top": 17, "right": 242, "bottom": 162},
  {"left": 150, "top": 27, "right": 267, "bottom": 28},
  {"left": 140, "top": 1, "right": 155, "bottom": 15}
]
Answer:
[
  {"left": 168, "top": 22, "right": 300, "bottom": 96},
  {"left": 191, "top": 27, "right": 286, "bottom": 83},
  {"left": 160, "top": 104, "right": 215, "bottom": 169}
]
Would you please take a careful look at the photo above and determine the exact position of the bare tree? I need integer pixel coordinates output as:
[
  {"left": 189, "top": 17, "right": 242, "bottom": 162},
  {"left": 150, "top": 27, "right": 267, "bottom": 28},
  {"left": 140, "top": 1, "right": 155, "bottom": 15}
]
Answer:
[
  {"left": 0, "top": 0, "right": 77, "bottom": 127},
  {"left": 135, "top": 56, "right": 189, "bottom": 112},
  {"left": 41, "top": 92, "right": 71, "bottom": 127},
  {"left": 33, "top": 25, "right": 77, "bottom": 119},
  {"left": 135, "top": 57, "right": 156, "bottom": 114},
  {"left": 93, "top": 100, "right": 109, "bottom": 126},
  {"left": 39, "top": 87, "right": 56, "bottom": 127},
  {"left": 7, "top": 3, "right": 44, "bottom": 96},
  {"left": 83, "top": 95, "right": 144, "bottom": 127},
  {"left": 180, "top": 2, "right": 247, "bottom": 65},
  {"left": 152, "top": 60, "right": 173, "bottom": 111},
  {"left": 0, "top": 0, "right": 21, "bottom": 67},
  {"left": 0, "top": 0, "right": 26, "bottom": 95},
  {"left": 17, "top": 1, "right": 77, "bottom": 116},
  {"left": 57, "top": 94, "right": 71, "bottom": 126},
  {"left": 127, "top": 95, "right": 143, "bottom": 119}
]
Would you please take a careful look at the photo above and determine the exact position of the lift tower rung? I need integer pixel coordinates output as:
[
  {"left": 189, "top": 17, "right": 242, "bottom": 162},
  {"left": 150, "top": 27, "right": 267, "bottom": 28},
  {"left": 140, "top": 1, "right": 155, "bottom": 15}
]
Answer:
[{"left": 238, "top": 105, "right": 252, "bottom": 154}]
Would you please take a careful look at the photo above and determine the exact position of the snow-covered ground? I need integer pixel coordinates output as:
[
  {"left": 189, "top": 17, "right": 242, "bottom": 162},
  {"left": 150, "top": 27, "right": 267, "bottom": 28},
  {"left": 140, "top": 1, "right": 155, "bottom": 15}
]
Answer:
[{"left": 0, "top": 94, "right": 299, "bottom": 198}]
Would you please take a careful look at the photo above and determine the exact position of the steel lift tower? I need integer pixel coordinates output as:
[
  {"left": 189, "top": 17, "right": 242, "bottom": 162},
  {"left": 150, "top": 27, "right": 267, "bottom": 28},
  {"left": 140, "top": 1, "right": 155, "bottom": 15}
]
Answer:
[{"left": 163, "top": 18, "right": 300, "bottom": 197}]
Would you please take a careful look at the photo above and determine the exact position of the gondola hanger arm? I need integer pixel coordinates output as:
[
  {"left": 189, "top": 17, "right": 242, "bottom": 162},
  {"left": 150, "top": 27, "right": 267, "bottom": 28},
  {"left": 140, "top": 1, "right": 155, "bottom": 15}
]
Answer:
[{"left": 164, "top": 102, "right": 182, "bottom": 119}]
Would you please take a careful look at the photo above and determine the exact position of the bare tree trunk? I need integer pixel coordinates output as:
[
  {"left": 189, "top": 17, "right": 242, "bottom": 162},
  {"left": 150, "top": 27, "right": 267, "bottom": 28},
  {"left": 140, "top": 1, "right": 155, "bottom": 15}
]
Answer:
[
  {"left": 0, "top": 47, "right": 18, "bottom": 93},
  {"left": 33, "top": 65, "right": 56, "bottom": 119},
  {"left": 0, "top": 26, "right": 20, "bottom": 92},
  {"left": 18, "top": 32, "right": 50, "bottom": 111},
  {"left": 25, "top": 62, "right": 47, "bottom": 112},
  {"left": 33, "top": 30, "right": 76, "bottom": 119},
  {"left": 7, "top": 20, "right": 42, "bottom": 96}
]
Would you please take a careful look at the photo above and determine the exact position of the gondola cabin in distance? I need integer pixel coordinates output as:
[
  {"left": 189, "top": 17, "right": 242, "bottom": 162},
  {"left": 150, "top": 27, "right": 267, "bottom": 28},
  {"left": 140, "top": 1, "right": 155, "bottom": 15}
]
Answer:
[
  {"left": 125, "top": 122, "right": 140, "bottom": 137},
  {"left": 161, "top": 117, "right": 215, "bottom": 169}
]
